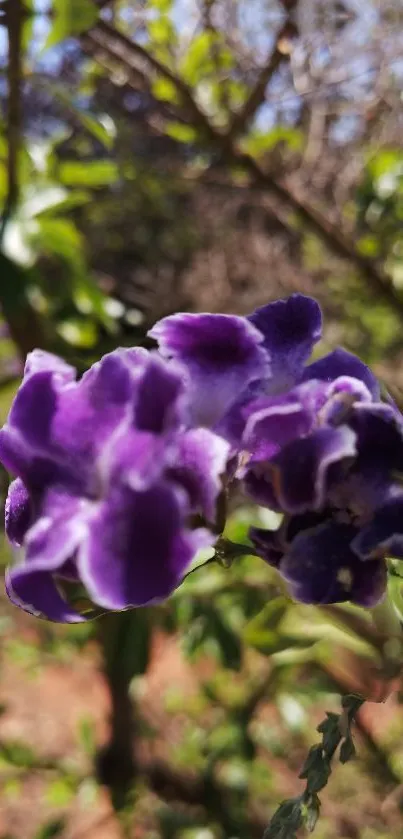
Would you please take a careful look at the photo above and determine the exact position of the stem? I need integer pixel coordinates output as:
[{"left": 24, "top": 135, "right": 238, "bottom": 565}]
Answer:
[{"left": 96, "top": 614, "right": 136, "bottom": 818}]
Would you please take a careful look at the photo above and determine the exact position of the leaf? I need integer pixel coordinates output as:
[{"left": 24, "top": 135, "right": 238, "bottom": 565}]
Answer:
[
  {"left": 45, "top": 83, "right": 116, "bottom": 149},
  {"left": 57, "top": 317, "right": 98, "bottom": 348},
  {"left": 212, "top": 612, "right": 242, "bottom": 670},
  {"left": 58, "top": 160, "right": 119, "bottom": 187},
  {"left": 148, "top": 16, "right": 176, "bottom": 46},
  {"left": 78, "top": 717, "right": 96, "bottom": 757},
  {"left": 45, "top": 0, "right": 98, "bottom": 49},
  {"left": 244, "top": 628, "right": 316, "bottom": 657},
  {"left": 241, "top": 127, "right": 303, "bottom": 159},
  {"left": 45, "top": 779, "right": 74, "bottom": 807},
  {"left": 180, "top": 32, "right": 234, "bottom": 86},
  {"left": 165, "top": 122, "right": 197, "bottom": 144},
  {"left": 34, "top": 819, "right": 66, "bottom": 839},
  {"left": 339, "top": 736, "right": 356, "bottom": 764},
  {"left": 152, "top": 78, "right": 179, "bottom": 104},
  {"left": 248, "top": 597, "right": 289, "bottom": 631}
]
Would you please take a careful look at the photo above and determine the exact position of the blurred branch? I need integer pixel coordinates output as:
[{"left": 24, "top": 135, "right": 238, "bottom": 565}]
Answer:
[
  {"left": 88, "top": 20, "right": 232, "bottom": 150},
  {"left": 0, "top": 0, "right": 23, "bottom": 241},
  {"left": 228, "top": 0, "right": 298, "bottom": 139}
]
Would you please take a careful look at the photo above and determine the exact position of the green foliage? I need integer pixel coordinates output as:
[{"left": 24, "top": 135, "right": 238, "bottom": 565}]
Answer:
[
  {"left": 241, "top": 128, "right": 304, "bottom": 160},
  {"left": 45, "top": 0, "right": 99, "bottom": 49},
  {"left": 264, "top": 695, "right": 364, "bottom": 838}
]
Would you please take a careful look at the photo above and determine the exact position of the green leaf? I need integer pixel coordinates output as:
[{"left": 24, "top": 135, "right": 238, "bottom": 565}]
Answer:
[
  {"left": 248, "top": 597, "right": 289, "bottom": 631},
  {"left": 148, "top": 16, "right": 176, "bottom": 46},
  {"left": 34, "top": 819, "right": 66, "bottom": 839},
  {"left": 152, "top": 77, "right": 179, "bottom": 104},
  {"left": 44, "top": 83, "right": 116, "bottom": 149},
  {"left": 212, "top": 613, "right": 242, "bottom": 670},
  {"left": 150, "top": 0, "right": 172, "bottom": 10},
  {"left": 241, "top": 127, "right": 303, "bottom": 159},
  {"left": 78, "top": 717, "right": 96, "bottom": 757},
  {"left": 1, "top": 741, "right": 36, "bottom": 768},
  {"left": 244, "top": 628, "right": 316, "bottom": 657},
  {"left": 58, "top": 160, "right": 119, "bottom": 187},
  {"left": 45, "top": 0, "right": 98, "bottom": 49},
  {"left": 339, "top": 736, "right": 356, "bottom": 764},
  {"left": 305, "top": 793, "right": 321, "bottom": 832},
  {"left": 180, "top": 32, "right": 234, "bottom": 86},
  {"left": 165, "top": 122, "right": 197, "bottom": 144},
  {"left": 45, "top": 779, "right": 74, "bottom": 807},
  {"left": 57, "top": 317, "right": 98, "bottom": 348}
]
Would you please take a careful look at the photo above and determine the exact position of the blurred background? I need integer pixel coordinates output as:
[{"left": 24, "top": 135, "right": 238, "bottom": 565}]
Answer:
[{"left": 1, "top": 1, "right": 403, "bottom": 837}]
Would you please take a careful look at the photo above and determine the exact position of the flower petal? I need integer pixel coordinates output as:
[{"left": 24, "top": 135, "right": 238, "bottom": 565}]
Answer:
[
  {"left": 149, "top": 312, "right": 270, "bottom": 426},
  {"left": 248, "top": 294, "right": 322, "bottom": 390},
  {"left": 0, "top": 349, "right": 146, "bottom": 492},
  {"left": 5, "top": 501, "right": 89, "bottom": 622},
  {"left": 24, "top": 350, "right": 76, "bottom": 383},
  {"left": 134, "top": 354, "right": 186, "bottom": 433},
  {"left": 5, "top": 567, "right": 84, "bottom": 622},
  {"left": 281, "top": 520, "right": 386, "bottom": 605},
  {"left": 167, "top": 428, "right": 230, "bottom": 522},
  {"left": 271, "top": 426, "right": 356, "bottom": 513},
  {"left": 352, "top": 497, "right": 403, "bottom": 560},
  {"left": 248, "top": 526, "right": 283, "bottom": 567},
  {"left": 241, "top": 396, "right": 313, "bottom": 465},
  {"left": 5, "top": 478, "right": 32, "bottom": 546},
  {"left": 79, "top": 482, "right": 212, "bottom": 610},
  {"left": 303, "top": 348, "right": 380, "bottom": 399}
]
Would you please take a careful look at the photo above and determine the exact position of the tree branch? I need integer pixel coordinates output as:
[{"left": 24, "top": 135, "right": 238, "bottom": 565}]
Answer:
[
  {"left": 0, "top": 0, "right": 23, "bottom": 240},
  {"left": 228, "top": 0, "right": 298, "bottom": 139}
]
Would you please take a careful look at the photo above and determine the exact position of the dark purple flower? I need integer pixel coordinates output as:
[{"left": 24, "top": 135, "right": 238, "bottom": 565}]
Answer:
[
  {"left": 250, "top": 517, "right": 386, "bottom": 606},
  {"left": 2, "top": 349, "right": 230, "bottom": 622},
  {"left": 240, "top": 304, "right": 403, "bottom": 605}
]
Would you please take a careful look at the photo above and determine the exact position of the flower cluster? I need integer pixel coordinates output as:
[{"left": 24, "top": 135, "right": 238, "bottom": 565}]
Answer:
[{"left": 2, "top": 293, "right": 403, "bottom": 621}]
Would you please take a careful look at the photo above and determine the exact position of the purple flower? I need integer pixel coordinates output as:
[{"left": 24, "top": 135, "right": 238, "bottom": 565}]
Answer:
[
  {"left": 1, "top": 349, "right": 230, "bottom": 622},
  {"left": 239, "top": 325, "right": 403, "bottom": 605},
  {"left": 149, "top": 294, "right": 321, "bottom": 436}
]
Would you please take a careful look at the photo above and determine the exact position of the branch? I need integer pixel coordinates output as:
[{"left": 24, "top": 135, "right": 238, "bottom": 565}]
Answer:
[
  {"left": 228, "top": 1, "right": 298, "bottom": 138},
  {"left": 89, "top": 20, "right": 230, "bottom": 149},
  {"left": 0, "top": 0, "right": 23, "bottom": 241}
]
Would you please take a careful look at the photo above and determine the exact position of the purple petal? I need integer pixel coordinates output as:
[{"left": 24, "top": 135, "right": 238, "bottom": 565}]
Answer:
[
  {"left": 248, "top": 526, "right": 283, "bottom": 567},
  {"left": 303, "top": 348, "right": 380, "bottom": 400},
  {"left": 243, "top": 466, "right": 282, "bottom": 510},
  {"left": 5, "top": 500, "right": 89, "bottom": 622},
  {"left": 248, "top": 294, "right": 322, "bottom": 391},
  {"left": 281, "top": 520, "right": 386, "bottom": 606},
  {"left": 271, "top": 426, "right": 356, "bottom": 513},
  {"left": 1, "top": 349, "right": 146, "bottom": 492},
  {"left": 79, "top": 482, "right": 212, "bottom": 610},
  {"left": 350, "top": 403, "right": 403, "bottom": 469},
  {"left": 241, "top": 396, "right": 313, "bottom": 466},
  {"left": 5, "top": 568, "right": 84, "bottom": 623},
  {"left": 149, "top": 313, "right": 270, "bottom": 426},
  {"left": 352, "top": 497, "right": 403, "bottom": 560},
  {"left": 5, "top": 478, "right": 32, "bottom": 546},
  {"left": 167, "top": 428, "right": 230, "bottom": 522},
  {"left": 24, "top": 350, "right": 76, "bottom": 384},
  {"left": 134, "top": 355, "right": 186, "bottom": 434}
]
